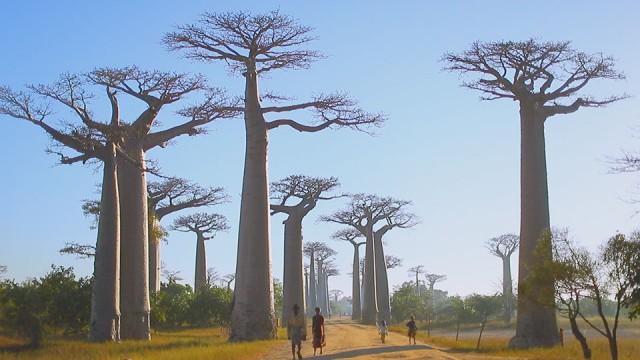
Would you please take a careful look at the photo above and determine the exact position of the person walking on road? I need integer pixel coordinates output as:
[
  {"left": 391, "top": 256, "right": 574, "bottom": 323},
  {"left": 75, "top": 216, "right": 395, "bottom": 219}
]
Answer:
[
  {"left": 287, "top": 304, "right": 306, "bottom": 360},
  {"left": 312, "top": 307, "right": 325, "bottom": 356},
  {"left": 378, "top": 319, "right": 388, "bottom": 343},
  {"left": 406, "top": 315, "right": 418, "bottom": 344}
]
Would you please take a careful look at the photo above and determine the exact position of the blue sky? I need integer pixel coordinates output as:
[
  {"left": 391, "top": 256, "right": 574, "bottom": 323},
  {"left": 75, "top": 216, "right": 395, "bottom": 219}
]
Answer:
[{"left": 1, "top": 0, "right": 639, "bottom": 297}]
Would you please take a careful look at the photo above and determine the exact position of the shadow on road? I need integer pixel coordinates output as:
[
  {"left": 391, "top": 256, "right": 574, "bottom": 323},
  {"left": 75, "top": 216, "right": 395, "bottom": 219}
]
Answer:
[{"left": 313, "top": 344, "right": 433, "bottom": 359}]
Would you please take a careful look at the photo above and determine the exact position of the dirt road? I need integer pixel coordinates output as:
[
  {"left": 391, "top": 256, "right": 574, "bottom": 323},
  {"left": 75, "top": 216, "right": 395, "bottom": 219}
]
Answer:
[{"left": 265, "top": 319, "right": 462, "bottom": 360}]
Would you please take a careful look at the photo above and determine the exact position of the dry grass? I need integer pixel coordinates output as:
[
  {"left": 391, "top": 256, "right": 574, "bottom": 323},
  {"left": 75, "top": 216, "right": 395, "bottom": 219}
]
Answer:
[
  {"left": 390, "top": 325, "right": 640, "bottom": 360},
  {"left": 0, "top": 328, "right": 283, "bottom": 360}
]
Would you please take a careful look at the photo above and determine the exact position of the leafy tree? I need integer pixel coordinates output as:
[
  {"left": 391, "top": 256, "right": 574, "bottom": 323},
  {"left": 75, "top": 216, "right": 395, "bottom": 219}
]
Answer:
[
  {"left": 466, "top": 294, "right": 502, "bottom": 350},
  {"left": 0, "top": 266, "right": 91, "bottom": 347},
  {"left": 390, "top": 282, "right": 427, "bottom": 324}
]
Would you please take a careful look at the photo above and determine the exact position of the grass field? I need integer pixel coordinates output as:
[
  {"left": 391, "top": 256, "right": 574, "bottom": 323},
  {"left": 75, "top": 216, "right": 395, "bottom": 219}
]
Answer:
[
  {"left": 390, "top": 319, "right": 640, "bottom": 360},
  {"left": 0, "top": 328, "right": 285, "bottom": 360}
]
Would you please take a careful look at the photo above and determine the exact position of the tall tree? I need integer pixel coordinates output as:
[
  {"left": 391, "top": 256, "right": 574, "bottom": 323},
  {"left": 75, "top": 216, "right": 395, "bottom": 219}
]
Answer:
[
  {"left": 324, "top": 262, "right": 339, "bottom": 317},
  {"left": 88, "top": 67, "right": 238, "bottom": 340},
  {"left": 164, "top": 11, "right": 384, "bottom": 340},
  {"left": 424, "top": 273, "right": 447, "bottom": 311},
  {"left": 314, "top": 245, "right": 337, "bottom": 315},
  {"left": 171, "top": 213, "right": 229, "bottom": 291},
  {"left": 373, "top": 207, "right": 417, "bottom": 322},
  {"left": 323, "top": 194, "right": 414, "bottom": 324},
  {"left": 408, "top": 265, "right": 425, "bottom": 296},
  {"left": 486, "top": 233, "right": 519, "bottom": 324},
  {"left": 304, "top": 242, "right": 320, "bottom": 316},
  {"left": 333, "top": 228, "right": 365, "bottom": 320},
  {"left": 1, "top": 75, "right": 127, "bottom": 341},
  {"left": 148, "top": 178, "right": 228, "bottom": 292},
  {"left": 444, "top": 39, "right": 625, "bottom": 348},
  {"left": 270, "top": 175, "right": 340, "bottom": 325}
]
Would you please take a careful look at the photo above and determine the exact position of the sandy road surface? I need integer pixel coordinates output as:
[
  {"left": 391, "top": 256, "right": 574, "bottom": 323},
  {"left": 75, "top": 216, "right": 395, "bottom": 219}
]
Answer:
[{"left": 264, "top": 319, "right": 463, "bottom": 360}]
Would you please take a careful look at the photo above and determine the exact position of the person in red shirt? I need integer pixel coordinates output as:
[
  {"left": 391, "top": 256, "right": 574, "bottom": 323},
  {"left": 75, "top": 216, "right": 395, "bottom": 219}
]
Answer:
[{"left": 311, "top": 307, "right": 325, "bottom": 355}]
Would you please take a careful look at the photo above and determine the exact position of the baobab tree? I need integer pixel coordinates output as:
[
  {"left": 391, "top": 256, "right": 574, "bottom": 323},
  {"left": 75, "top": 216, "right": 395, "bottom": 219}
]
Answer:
[
  {"left": 385, "top": 255, "right": 402, "bottom": 270},
  {"left": 333, "top": 228, "right": 365, "bottom": 320},
  {"left": 270, "top": 175, "right": 340, "bottom": 325},
  {"left": 0, "top": 265, "right": 7, "bottom": 278},
  {"left": 172, "top": 213, "right": 229, "bottom": 291},
  {"left": 323, "top": 194, "right": 415, "bottom": 323},
  {"left": 315, "top": 246, "right": 337, "bottom": 316},
  {"left": 424, "top": 273, "right": 446, "bottom": 297},
  {"left": 1, "top": 74, "right": 128, "bottom": 341},
  {"left": 486, "top": 233, "right": 519, "bottom": 324},
  {"left": 329, "top": 290, "right": 343, "bottom": 303},
  {"left": 148, "top": 178, "right": 228, "bottom": 292},
  {"left": 424, "top": 273, "right": 446, "bottom": 336},
  {"left": 88, "top": 67, "right": 238, "bottom": 340},
  {"left": 223, "top": 273, "right": 236, "bottom": 290},
  {"left": 408, "top": 265, "right": 425, "bottom": 296},
  {"left": 164, "top": 11, "right": 384, "bottom": 340},
  {"left": 373, "top": 208, "right": 417, "bottom": 323},
  {"left": 303, "top": 241, "right": 328, "bottom": 315},
  {"left": 324, "top": 262, "right": 340, "bottom": 317},
  {"left": 444, "top": 39, "right": 625, "bottom": 348}
]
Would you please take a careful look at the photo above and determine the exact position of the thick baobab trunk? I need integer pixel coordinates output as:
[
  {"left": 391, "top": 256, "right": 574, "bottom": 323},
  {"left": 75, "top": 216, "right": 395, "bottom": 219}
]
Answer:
[
  {"left": 510, "top": 103, "right": 558, "bottom": 348},
  {"left": 230, "top": 68, "right": 275, "bottom": 341},
  {"left": 351, "top": 244, "right": 362, "bottom": 320},
  {"left": 362, "top": 226, "right": 378, "bottom": 324},
  {"left": 148, "top": 217, "right": 161, "bottom": 293},
  {"left": 90, "top": 145, "right": 120, "bottom": 341},
  {"left": 194, "top": 234, "right": 207, "bottom": 291},
  {"left": 308, "top": 252, "right": 317, "bottom": 316},
  {"left": 281, "top": 215, "right": 305, "bottom": 326},
  {"left": 502, "top": 255, "right": 513, "bottom": 324},
  {"left": 118, "top": 142, "right": 151, "bottom": 340},
  {"left": 374, "top": 233, "right": 391, "bottom": 323}
]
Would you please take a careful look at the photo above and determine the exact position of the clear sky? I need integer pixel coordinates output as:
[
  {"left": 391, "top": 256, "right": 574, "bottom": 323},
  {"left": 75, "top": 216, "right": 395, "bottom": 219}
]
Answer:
[{"left": 1, "top": 0, "right": 639, "bottom": 298}]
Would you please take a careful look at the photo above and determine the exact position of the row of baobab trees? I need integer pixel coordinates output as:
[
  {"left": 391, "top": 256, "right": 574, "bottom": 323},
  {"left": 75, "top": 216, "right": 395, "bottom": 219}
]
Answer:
[{"left": 0, "top": 9, "right": 627, "bottom": 349}]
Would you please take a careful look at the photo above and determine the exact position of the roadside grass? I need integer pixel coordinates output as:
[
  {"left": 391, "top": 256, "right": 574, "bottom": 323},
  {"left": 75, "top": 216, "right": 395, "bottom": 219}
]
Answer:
[
  {"left": 390, "top": 322, "right": 640, "bottom": 360},
  {"left": 0, "top": 327, "right": 284, "bottom": 360}
]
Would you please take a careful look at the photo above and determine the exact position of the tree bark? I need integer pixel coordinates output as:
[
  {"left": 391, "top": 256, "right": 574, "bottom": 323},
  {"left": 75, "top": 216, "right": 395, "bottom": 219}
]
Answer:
[
  {"left": 510, "top": 102, "right": 558, "bottom": 348},
  {"left": 325, "top": 273, "right": 331, "bottom": 317},
  {"left": 362, "top": 225, "right": 378, "bottom": 324},
  {"left": 118, "top": 141, "right": 151, "bottom": 340},
  {"left": 308, "top": 252, "right": 317, "bottom": 316},
  {"left": 304, "top": 271, "right": 310, "bottom": 315},
  {"left": 148, "top": 217, "right": 161, "bottom": 293},
  {"left": 569, "top": 315, "right": 592, "bottom": 359},
  {"left": 351, "top": 244, "right": 362, "bottom": 320},
  {"left": 502, "top": 255, "right": 513, "bottom": 324},
  {"left": 476, "top": 318, "right": 487, "bottom": 350},
  {"left": 374, "top": 232, "right": 391, "bottom": 323},
  {"left": 194, "top": 233, "right": 207, "bottom": 291},
  {"left": 316, "top": 262, "right": 327, "bottom": 314},
  {"left": 230, "top": 68, "right": 276, "bottom": 341},
  {"left": 281, "top": 215, "right": 305, "bottom": 326},
  {"left": 89, "top": 143, "right": 120, "bottom": 341}
]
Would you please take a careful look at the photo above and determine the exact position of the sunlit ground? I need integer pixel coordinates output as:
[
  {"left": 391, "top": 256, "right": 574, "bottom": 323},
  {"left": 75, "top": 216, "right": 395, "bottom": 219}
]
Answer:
[{"left": 0, "top": 327, "right": 285, "bottom": 360}]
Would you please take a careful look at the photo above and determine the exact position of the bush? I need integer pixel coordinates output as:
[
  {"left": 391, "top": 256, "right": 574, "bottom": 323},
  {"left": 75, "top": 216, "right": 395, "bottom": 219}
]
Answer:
[{"left": 0, "top": 266, "right": 91, "bottom": 347}]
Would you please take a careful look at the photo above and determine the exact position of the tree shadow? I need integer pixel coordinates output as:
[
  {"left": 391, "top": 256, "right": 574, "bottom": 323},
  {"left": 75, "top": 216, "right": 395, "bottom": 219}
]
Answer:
[{"left": 313, "top": 344, "right": 433, "bottom": 359}]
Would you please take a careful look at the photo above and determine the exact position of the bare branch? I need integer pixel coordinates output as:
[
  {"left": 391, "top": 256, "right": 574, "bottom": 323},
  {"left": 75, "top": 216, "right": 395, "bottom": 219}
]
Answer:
[{"left": 164, "top": 10, "right": 321, "bottom": 74}]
